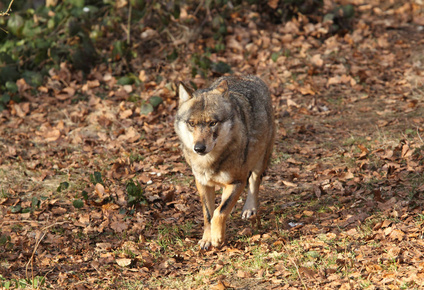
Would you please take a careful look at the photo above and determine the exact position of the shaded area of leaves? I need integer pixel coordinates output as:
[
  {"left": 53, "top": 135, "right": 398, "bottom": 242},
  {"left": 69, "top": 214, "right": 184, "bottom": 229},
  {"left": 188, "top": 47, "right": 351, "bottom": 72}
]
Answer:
[
  {"left": 1, "top": 0, "right": 424, "bottom": 289},
  {"left": 0, "top": 0, "right": 356, "bottom": 110}
]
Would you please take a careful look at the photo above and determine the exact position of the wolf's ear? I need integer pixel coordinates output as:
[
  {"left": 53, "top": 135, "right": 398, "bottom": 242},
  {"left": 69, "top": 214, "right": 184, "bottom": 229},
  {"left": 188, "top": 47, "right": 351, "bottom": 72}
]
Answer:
[
  {"left": 178, "top": 82, "right": 193, "bottom": 104},
  {"left": 212, "top": 79, "right": 228, "bottom": 94}
]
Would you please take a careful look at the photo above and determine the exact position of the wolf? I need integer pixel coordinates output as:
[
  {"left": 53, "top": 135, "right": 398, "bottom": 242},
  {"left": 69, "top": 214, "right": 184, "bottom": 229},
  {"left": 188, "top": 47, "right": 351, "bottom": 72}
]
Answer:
[{"left": 174, "top": 75, "right": 275, "bottom": 249}]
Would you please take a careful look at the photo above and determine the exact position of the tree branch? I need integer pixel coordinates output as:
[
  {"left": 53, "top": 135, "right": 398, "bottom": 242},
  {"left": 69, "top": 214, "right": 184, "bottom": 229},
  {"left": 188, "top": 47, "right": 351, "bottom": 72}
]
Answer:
[{"left": 0, "top": 0, "right": 15, "bottom": 17}]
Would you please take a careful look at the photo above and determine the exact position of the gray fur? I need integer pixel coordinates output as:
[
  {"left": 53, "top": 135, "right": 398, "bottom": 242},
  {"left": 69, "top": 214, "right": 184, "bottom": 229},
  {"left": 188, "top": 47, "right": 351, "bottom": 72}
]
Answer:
[{"left": 175, "top": 75, "right": 275, "bottom": 249}]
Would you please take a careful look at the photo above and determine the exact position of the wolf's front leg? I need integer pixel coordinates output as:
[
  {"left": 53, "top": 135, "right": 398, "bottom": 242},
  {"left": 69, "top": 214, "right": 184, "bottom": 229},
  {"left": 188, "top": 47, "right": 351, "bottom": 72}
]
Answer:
[
  {"left": 210, "top": 182, "right": 245, "bottom": 248},
  {"left": 196, "top": 181, "right": 216, "bottom": 250}
]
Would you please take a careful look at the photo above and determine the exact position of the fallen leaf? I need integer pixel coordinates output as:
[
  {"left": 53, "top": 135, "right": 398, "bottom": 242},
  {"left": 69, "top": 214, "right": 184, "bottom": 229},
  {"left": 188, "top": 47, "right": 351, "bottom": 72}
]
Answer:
[
  {"left": 116, "top": 258, "right": 132, "bottom": 267},
  {"left": 110, "top": 221, "right": 128, "bottom": 233},
  {"left": 283, "top": 180, "right": 297, "bottom": 187},
  {"left": 96, "top": 243, "right": 112, "bottom": 251},
  {"left": 95, "top": 183, "right": 107, "bottom": 199},
  {"left": 237, "top": 270, "right": 251, "bottom": 278},
  {"left": 210, "top": 280, "right": 227, "bottom": 290},
  {"left": 44, "top": 129, "right": 61, "bottom": 142},
  {"left": 299, "top": 267, "right": 317, "bottom": 278},
  {"left": 389, "top": 229, "right": 405, "bottom": 241},
  {"left": 267, "top": 0, "right": 278, "bottom": 9},
  {"left": 120, "top": 109, "right": 133, "bottom": 119},
  {"left": 238, "top": 228, "right": 252, "bottom": 236},
  {"left": 311, "top": 54, "right": 324, "bottom": 67}
]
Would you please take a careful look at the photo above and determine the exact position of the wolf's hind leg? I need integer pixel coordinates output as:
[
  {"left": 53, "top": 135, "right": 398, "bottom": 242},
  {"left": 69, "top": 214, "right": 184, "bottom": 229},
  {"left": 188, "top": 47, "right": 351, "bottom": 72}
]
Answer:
[
  {"left": 242, "top": 171, "right": 261, "bottom": 220},
  {"left": 196, "top": 181, "right": 216, "bottom": 250}
]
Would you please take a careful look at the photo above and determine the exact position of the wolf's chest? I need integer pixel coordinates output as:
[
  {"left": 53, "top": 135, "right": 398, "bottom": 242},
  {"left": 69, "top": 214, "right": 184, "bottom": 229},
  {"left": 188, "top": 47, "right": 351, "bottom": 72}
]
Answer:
[{"left": 193, "top": 168, "right": 231, "bottom": 186}]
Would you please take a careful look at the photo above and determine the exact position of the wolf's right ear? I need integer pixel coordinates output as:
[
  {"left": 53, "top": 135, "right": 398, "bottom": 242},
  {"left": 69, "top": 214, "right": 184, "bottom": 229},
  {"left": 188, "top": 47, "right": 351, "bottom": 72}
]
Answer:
[{"left": 178, "top": 82, "right": 193, "bottom": 104}]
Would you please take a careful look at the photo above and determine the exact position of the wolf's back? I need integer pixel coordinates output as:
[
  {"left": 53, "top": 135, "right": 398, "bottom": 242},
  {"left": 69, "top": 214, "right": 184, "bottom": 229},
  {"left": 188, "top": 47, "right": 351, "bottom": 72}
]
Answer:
[{"left": 210, "top": 75, "right": 274, "bottom": 139}]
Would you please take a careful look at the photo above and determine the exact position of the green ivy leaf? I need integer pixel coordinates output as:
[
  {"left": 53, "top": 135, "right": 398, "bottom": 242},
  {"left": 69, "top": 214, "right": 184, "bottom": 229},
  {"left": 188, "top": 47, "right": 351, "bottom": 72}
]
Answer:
[
  {"left": 0, "top": 234, "right": 11, "bottom": 246},
  {"left": 149, "top": 96, "right": 163, "bottom": 108},
  {"left": 11, "top": 205, "right": 21, "bottom": 213},
  {"left": 90, "top": 172, "right": 103, "bottom": 185},
  {"left": 73, "top": 199, "right": 84, "bottom": 209},
  {"left": 140, "top": 102, "right": 154, "bottom": 115},
  {"left": 271, "top": 52, "right": 280, "bottom": 63},
  {"left": 57, "top": 182, "right": 70, "bottom": 192},
  {"left": 211, "top": 61, "right": 231, "bottom": 75},
  {"left": 117, "top": 76, "right": 134, "bottom": 85},
  {"left": 5, "top": 82, "right": 18, "bottom": 93},
  {"left": 7, "top": 14, "right": 24, "bottom": 36}
]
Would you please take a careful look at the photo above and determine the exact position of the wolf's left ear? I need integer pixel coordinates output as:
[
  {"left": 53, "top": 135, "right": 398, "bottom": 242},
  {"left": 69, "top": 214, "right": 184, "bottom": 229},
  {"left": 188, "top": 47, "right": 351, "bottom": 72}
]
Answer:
[
  {"left": 213, "top": 79, "right": 228, "bottom": 94},
  {"left": 178, "top": 82, "right": 193, "bottom": 104}
]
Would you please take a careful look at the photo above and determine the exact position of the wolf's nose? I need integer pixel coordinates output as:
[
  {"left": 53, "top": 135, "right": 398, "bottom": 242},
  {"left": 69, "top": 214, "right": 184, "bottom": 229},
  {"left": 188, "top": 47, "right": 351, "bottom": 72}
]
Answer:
[{"left": 194, "top": 143, "right": 206, "bottom": 154}]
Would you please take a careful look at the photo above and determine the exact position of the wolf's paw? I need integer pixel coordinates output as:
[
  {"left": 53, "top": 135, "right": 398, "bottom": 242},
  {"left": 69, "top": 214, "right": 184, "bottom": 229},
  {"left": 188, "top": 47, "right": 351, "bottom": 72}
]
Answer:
[
  {"left": 210, "top": 217, "right": 225, "bottom": 248},
  {"left": 210, "top": 235, "right": 224, "bottom": 248},
  {"left": 241, "top": 208, "right": 257, "bottom": 220},
  {"left": 198, "top": 238, "right": 212, "bottom": 250}
]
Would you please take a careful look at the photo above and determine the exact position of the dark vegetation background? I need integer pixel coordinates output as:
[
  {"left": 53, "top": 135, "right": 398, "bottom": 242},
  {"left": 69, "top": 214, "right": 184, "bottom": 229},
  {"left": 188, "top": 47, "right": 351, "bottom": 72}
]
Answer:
[{"left": 0, "top": 0, "right": 353, "bottom": 110}]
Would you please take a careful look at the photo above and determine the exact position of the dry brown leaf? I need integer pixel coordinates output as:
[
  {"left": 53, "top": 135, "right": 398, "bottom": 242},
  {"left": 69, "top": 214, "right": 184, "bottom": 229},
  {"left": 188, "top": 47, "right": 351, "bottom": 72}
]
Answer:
[
  {"left": 327, "top": 76, "right": 341, "bottom": 87},
  {"left": 389, "top": 229, "right": 405, "bottom": 241},
  {"left": 116, "top": 258, "right": 132, "bottom": 267},
  {"left": 13, "top": 103, "right": 29, "bottom": 118},
  {"left": 271, "top": 278, "right": 284, "bottom": 284},
  {"left": 87, "top": 79, "right": 100, "bottom": 88},
  {"left": 311, "top": 54, "right": 324, "bottom": 67},
  {"left": 16, "top": 78, "right": 32, "bottom": 92},
  {"left": 110, "top": 221, "right": 128, "bottom": 233},
  {"left": 339, "top": 171, "right": 354, "bottom": 181},
  {"left": 381, "top": 220, "right": 392, "bottom": 228},
  {"left": 117, "top": 126, "right": 141, "bottom": 143},
  {"left": 299, "top": 267, "right": 317, "bottom": 278},
  {"left": 79, "top": 214, "right": 90, "bottom": 226},
  {"left": 139, "top": 173, "right": 151, "bottom": 184},
  {"left": 299, "top": 84, "right": 315, "bottom": 96},
  {"left": 138, "top": 70, "right": 147, "bottom": 82},
  {"left": 238, "top": 228, "right": 252, "bottom": 236},
  {"left": 96, "top": 243, "right": 112, "bottom": 251},
  {"left": 51, "top": 207, "right": 67, "bottom": 215},
  {"left": 287, "top": 98, "right": 300, "bottom": 108},
  {"left": 402, "top": 144, "right": 412, "bottom": 158},
  {"left": 236, "top": 270, "right": 251, "bottom": 278},
  {"left": 95, "top": 183, "right": 106, "bottom": 198},
  {"left": 357, "top": 144, "right": 369, "bottom": 154},
  {"left": 267, "top": 0, "right": 278, "bottom": 9},
  {"left": 282, "top": 180, "right": 297, "bottom": 187},
  {"left": 210, "top": 280, "right": 226, "bottom": 290},
  {"left": 120, "top": 109, "right": 133, "bottom": 119}
]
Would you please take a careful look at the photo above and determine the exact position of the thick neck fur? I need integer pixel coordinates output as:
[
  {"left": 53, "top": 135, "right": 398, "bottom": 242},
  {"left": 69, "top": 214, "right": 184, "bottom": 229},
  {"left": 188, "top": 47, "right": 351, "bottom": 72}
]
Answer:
[{"left": 182, "top": 120, "right": 246, "bottom": 186}]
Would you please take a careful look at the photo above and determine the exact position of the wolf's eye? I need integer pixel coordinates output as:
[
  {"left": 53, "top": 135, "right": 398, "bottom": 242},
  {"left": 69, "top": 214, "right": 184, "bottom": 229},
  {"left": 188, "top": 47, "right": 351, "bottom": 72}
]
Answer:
[
  {"left": 209, "top": 121, "right": 218, "bottom": 127},
  {"left": 188, "top": 121, "right": 195, "bottom": 127}
]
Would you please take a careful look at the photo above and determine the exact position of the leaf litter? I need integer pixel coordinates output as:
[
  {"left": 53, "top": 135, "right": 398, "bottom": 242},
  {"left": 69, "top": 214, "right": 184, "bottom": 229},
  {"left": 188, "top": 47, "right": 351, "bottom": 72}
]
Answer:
[{"left": 1, "top": 0, "right": 424, "bottom": 289}]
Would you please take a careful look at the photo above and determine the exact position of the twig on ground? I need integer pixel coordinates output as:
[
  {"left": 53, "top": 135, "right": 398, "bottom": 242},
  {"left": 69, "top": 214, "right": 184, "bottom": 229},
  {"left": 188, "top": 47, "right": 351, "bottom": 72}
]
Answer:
[
  {"left": 0, "top": 220, "right": 48, "bottom": 227},
  {"left": 26, "top": 230, "right": 47, "bottom": 285},
  {"left": 25, "top": 221, "right": 70, "bottom": 284},
  {"left": 417, "top": 126, "right": 423, "bottom": 144},
  {"left": 282, "top": 242, "right": 307, "bottom": 289},
  {"left": 127, "top": 2, "right": 131, "bottom": 45}
]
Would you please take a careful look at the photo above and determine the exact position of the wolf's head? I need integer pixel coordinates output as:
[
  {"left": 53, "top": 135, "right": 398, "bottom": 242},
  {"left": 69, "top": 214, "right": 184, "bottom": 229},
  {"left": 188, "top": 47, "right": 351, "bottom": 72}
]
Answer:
[{"left": 175, "top": 79, "right": 234, "bottom": 156}]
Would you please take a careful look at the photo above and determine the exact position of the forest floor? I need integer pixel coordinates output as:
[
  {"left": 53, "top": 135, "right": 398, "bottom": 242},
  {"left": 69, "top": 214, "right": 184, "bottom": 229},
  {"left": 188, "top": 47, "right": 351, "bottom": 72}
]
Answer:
[{"left": 1, "top": 1, "right": 424, "bottom": 289}]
